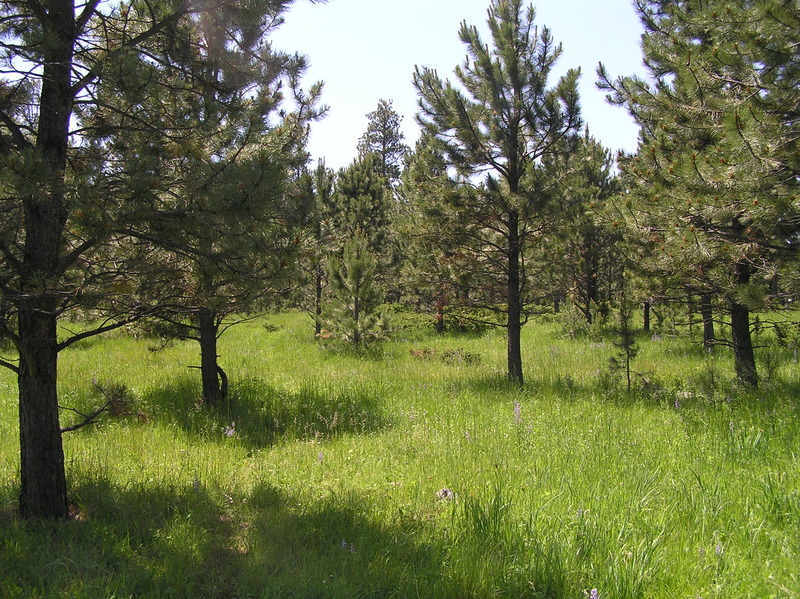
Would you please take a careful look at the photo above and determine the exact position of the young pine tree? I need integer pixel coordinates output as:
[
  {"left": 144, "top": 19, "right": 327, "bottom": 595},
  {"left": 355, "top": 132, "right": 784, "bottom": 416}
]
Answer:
[
  {"left": 609, "top": 281, "right": 639, "bottom": 394},
  {"left": 323, "top": 235, "right": 390, "bottom": 348}
]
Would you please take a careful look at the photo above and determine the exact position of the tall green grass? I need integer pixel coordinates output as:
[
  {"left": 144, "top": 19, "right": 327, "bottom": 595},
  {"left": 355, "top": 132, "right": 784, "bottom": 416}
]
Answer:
[{"left": 1, "top": 311, "right": 798, "bottom": 598}]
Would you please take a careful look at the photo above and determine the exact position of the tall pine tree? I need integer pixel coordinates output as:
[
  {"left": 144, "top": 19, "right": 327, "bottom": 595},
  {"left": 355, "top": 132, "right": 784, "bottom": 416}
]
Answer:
[
  {"left": 414, "top": 0, "right": 581, "bottom": 384},
  {"left": 357, "top": 99, "right": 408, "bottom": 185},
  {"left": 296, "top": 160, "right": 337, "bottom": 336}
]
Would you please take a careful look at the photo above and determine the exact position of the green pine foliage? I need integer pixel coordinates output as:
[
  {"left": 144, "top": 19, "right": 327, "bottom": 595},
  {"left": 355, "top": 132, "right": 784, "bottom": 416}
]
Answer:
[
  {"left": 413, "top": 0, "right": 582, "bottom": 383},
  {"left": 397, "top": 133, "right": 477, "bottom": 332},
  {"left": 599, "top": 0, "right": 800, "bottom": 387},
  {"left": 83, "top": 1, "right": 323, "bottom": 405},
  {"left": 323, "top": 235, "right": 390, "bottom": 348},
  {"left": 357, "top": 99, "right": 409, "bottom": 185},
  {"left": 295, "top": 160, "right": 337, "bottom": 335},
  {"left": 0, "top": 0, "right": 324, "bottom": 517},
  {"left": 609, "top": 284, "right": 640, "bottom": 393},
  {"left": 543, "top": 130, "right": 623, "bottom": 322},
  {"left": 332, "top": 155, "right": 392, "bottom": 257}
]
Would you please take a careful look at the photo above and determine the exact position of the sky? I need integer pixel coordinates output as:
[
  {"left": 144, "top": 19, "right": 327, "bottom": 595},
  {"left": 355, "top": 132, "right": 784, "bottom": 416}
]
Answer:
[{"left": 271, "top": 0, "right": 648, "bottom": 172}]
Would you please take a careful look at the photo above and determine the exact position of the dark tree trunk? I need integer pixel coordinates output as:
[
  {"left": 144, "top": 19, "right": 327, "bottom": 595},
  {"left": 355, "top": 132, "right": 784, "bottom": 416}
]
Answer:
[
  {"left": 314, "top": 262, "right": 323, "bottom": 336},
  {"left": 435, "top": 295, "right": 445, "bottom": 334},
  {"left": 18, "top": 307, "right": 68, "bottom": 519},
  {"left": 16, "top": 0, "right": 75, "bottom": 519},
  {"left": 199, "top": 308, "right": 224, "bottom": 404},
  {"left": 730, "top": 262, "right": 757, "bottom": 387},
  {"left": 352, "top": 283, "right": 361, "bottom": 348},
  {"left": 643, "top": 301, "right": 651, "bottom": 333},
  {"left": 581, "top": 229, "right": 598, "bottom": 325},
  {"left": 507, "top": 209, "right": 523, "bottom": 385},
  {"left": 700, "top": 293, "right": 715, "bottom": 352}
]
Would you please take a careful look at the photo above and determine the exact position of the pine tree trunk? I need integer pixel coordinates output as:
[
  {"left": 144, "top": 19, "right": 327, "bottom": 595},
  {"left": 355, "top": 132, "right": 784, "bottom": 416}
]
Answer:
[
  {"left": 582, "top": 230, "right": 597, "bottom": 325},
  {"left": 315, "top": 262, "right": 323, "bottom": 336},
  {"left": 352, "top": 282, "right": 361, "bottom": 347},
  {"left": 507, "top": 209, "right": 524, "bottom": 385},
  {"left": 199, "top": 308, "right": 223, "bottom": 404},
  {"left": 730, "top": 262, "right": 757, "bottom": 387},
  {"left": 700, "top": 293, "right": 715, "bottom": 352},
  {"left": 18, "top": 306, "right": 68, "bottom": 519},
  {"left": 643, "top": 301, "right": 651, "bottom": 333},
  {"left": 435, "top": 296, "right": 445, "bottom": 334},
  {"left": 17, "top": 3, "right": 75, "bottom": 519}
]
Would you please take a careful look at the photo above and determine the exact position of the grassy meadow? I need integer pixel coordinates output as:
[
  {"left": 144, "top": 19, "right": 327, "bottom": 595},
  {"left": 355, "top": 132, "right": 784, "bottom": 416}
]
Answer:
[{"left": 1, "top": 310, "right": 798, "bottom": 598}]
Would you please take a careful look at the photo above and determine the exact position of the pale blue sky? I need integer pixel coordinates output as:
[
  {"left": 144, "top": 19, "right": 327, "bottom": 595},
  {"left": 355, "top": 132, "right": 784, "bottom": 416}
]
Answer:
[{"left": 272, "top": 0, "right": 647, "bottom": 171}]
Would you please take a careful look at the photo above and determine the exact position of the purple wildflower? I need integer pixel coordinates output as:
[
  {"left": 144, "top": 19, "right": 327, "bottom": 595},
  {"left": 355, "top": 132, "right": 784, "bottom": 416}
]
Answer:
[{"left": 513, "top": 400, "right": 522, "bottom": 423}]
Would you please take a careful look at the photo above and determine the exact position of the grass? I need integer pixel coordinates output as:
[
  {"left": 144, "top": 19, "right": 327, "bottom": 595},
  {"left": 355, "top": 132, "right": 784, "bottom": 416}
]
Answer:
[{"left": 1, "top": 310, "right": 799, "bottom": 598}]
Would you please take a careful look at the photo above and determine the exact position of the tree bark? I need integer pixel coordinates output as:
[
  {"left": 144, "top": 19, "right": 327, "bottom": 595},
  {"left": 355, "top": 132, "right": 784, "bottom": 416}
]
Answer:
[
  {"left": 199, "top": 308, "right": 224, "bottom": 404},
  {"left": 314, "top": 262, "right": 323, "bottom": 336},
  {"left": 16, "top": 0, "right": 75, "bottom": 519},
  {"left": 700, "top": 293, "right": 715, "bottom": 352},
  {"left": 581, "top": 229, "right": 598, "bottom": 325},
  {"left": 730, "top": 262, "right": 757, "bottom": 387},
  {"left": 506, "top": 209, "right": 523, "bottom": 384},
  {"left": 435, "top": 295, "right": 445, "bottom": 334},
  {"left": 643, "top": 301, "right": 651, "bottom": 333},
  {"left": 18, "top": 307, "right": 69, "bottom": 519}
]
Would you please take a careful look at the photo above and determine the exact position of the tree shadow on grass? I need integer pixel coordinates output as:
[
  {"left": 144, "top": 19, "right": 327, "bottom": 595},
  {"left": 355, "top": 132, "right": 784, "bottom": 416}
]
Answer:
[
  {"left": 141, "top": 376, "right": 393, "bottom": 449},
  {"left": 446, "top": 371, "right": 601, "bottom": 402},
  {"left": 0, "top": 477, "right": 575, "bottom": 598}
]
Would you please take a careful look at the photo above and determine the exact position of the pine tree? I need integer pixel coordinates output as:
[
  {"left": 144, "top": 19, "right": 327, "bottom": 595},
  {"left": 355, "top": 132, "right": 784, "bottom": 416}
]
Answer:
[
  {"left": 599, "top": 0, "right": 800, "bottom": 386},
  {"left": 85, "top": 3, "right": 322, "bottom": 405},
  {"left": 296, "top": 160, "right": 337, "bottom": 336},
  {"left": 331, "top": 154, "right": 392, "bottom": 261},
  {"left": 323, "top": 234, "right": 390, "bottom": 347},
  {"left": 546, "top": 130, "right": 622, "bottom": 324},
  {"left": 357, "top": 99, "right": 409, "bottom": 185},
  {"left": 413, "top": 0, "right": 581, "bottom": 384},
  {"left": 609, "top": 279, "right": 639, "bottom": 394},
  {"left": 0, "top": 0, "right": 323, "bottom": 518},
  {"left": 398, "top": 133, "right": 474, "bottom": 333}
]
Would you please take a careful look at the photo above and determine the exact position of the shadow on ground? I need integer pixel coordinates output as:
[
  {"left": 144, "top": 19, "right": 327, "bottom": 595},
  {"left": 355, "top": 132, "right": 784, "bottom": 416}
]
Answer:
[
  {"left": 0, "top": 477, "right": 570, "bottom": 598},
  {"left": 141, "top": 376, "right": 392, "bottom": 449}
]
